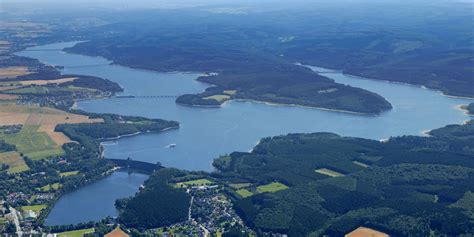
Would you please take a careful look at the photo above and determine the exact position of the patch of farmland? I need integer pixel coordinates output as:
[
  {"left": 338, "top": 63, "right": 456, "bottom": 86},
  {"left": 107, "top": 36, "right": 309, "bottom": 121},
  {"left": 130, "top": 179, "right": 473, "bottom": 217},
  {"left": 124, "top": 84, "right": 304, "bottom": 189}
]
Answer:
[
  {"left": 256, "top": 182, "right": 289, "bottom": 193},
  {"left": 0, "top": 125, "right": 64, "bottom": 160},
  {"left": 19, "top": 77, "right": 78, "bottom": 86},
  {"left": 236, "top": 189, "right": 254, "bottom": 198},
  {"left": 57, "top": 228, "right": 95, "bottom": 237},
  {"left": 175, "top": 178, "right": 213, "bottom": 188},
  {"left": 353, "top": 161, "right": 369, "bottom": 168},
  {"left": 204, "top": 94, "right": 231, "bottom": 102},
  {"left": 315, "top": 168, "right": 345, "bottom": 177},
  {"left": 229, "top": 183, "right": 252, "bottom": 189},
  {"left": 0, "top": 151, "right": 29, "bottom": 174},
  {"left": 0, "top": 66, "right": 31, "bottom": 79}
]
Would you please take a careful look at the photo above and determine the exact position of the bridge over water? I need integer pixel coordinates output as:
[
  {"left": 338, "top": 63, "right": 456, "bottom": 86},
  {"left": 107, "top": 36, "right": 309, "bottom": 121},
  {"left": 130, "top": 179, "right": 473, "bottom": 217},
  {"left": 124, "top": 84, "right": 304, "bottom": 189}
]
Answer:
[{"left": 114, "top": 95, "right": 179, "bottom": 99}]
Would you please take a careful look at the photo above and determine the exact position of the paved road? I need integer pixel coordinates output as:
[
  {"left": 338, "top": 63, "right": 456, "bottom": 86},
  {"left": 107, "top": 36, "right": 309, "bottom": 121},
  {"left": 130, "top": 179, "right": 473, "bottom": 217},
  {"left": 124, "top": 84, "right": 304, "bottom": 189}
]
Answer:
[{"left": 9, "top": 207, "right": 22, "bottom": 236}]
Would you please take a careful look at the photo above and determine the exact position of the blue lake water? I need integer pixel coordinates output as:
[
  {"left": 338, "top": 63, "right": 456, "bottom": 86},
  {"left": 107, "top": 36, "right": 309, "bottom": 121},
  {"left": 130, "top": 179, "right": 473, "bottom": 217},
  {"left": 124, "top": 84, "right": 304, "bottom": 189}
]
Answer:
[
  {"left": 17, "top": 42, "right": 473, "bottom": 225},
  {"left": 44, "top": 171, "right": 148, "bottom": 226}
]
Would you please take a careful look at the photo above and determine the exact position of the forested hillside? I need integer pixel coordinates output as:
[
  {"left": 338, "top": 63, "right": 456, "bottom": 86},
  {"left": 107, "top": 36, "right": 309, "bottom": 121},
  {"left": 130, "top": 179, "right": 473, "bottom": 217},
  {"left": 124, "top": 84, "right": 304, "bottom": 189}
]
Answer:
[
  {"left": 117, "top": 168, "right": 191, "bottom": 229},
  {"left": 212, "top": 121, "right": 474, "bottom": 236}
]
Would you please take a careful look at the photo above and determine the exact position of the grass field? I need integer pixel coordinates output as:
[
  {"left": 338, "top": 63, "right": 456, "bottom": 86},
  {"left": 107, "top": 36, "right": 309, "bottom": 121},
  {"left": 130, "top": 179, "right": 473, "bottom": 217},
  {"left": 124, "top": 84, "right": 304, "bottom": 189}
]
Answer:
[
  {"left": 175, "top": 178, "right": 213, "bottom": 188},
  {"left": 19, "top": 77, "right": 77, "bottom": 86},
  {"left": 0, "top": 66, "right": 31, "bottom": 79},
  {"left": 229, "top": 183, "right": 252, "bottom": 189},
  {"left": 0, "top": 151, "right": 29, "bottom": 174},
  {"left": 256, "top": 182, "right": 289, "bottom": 193},
  {"left": 5, "top": 85, "right": 96, "bottom": 95},
  {"left": 5, "top": 86, "right": 50, "bottom": 94},
  {"left": 20, "top": 204, "right": 47, "bottom": 213},
  {"left": 236, "top": 189, "right": 254, "bottom": 198},
  {"left": 0, "top": 125, "right": 64, "bottom": 160},
  {"left": 0, "top": 104, "right": 102, "bottom": 159},
  {"left": 223, "top": 90, "right": 237, "bottom": 95},
  {"left": 39, "top": 182, "right": 61, "bottom": 192},
  {"left": 57, "top": 228, "right": 95, "bottom": 237},
  {"left": 315, "top": 168, "right": 345, "bottom": 177},
  {"left": 353, "top": 161, "right": 369, "bottom": 168},
  {"left": 203, "top": 94, "right": 231, "bottom": 102},
  {"left": 60, "top": 171, "right": 79, "bottom": 177}
]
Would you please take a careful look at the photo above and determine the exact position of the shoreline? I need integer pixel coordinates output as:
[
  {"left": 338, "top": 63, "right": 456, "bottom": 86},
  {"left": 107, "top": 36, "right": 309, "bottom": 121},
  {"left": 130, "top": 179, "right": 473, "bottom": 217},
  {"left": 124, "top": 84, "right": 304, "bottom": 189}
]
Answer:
[
  {"left": 98, "top": 125, "right": 179, "bottom": 155},
  {"left": 299, "top": 63, "right": 474, "bottom": 101},
  {"left": 456, "top": 104, "right": 474, "bottom": 116},
  {"left": 230, "top": 98, "right": 379, "bottom": 116}
]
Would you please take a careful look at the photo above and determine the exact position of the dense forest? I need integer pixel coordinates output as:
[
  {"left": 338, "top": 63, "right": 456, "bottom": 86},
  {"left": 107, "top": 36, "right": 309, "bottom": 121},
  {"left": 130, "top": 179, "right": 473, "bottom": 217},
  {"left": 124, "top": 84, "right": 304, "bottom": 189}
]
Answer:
[
  {"left": 56, "top": 113, "right": 178, "bottom": 154},
  {"left": 117, "top": 168, "right": 191, "bottom": 229},
  {"left": 116, "top": 121, "right": 474, "bottom": 236},
  {"left": 210, "top": 121, "right": 474, "bottom": 236},
  {"left": 63, "top": 1, "right": 473, "bottom": 111}
]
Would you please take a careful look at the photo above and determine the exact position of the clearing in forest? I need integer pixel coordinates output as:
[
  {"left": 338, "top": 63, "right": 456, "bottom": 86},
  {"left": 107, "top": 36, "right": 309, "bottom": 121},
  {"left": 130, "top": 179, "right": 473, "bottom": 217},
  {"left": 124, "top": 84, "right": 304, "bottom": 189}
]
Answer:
[
  {"left": 315, "top": 168, "right": 345, "bottom": 177},
  {"left": 256, "top": 182, "right": 289, "bottom": 193}
]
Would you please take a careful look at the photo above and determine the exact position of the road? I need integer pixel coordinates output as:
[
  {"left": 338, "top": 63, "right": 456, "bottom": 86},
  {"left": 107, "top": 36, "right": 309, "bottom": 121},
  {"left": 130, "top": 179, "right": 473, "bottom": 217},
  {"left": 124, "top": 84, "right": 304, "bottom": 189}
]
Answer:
[{"left": 9, "top": 207, "right": 22, "bottom": 236}]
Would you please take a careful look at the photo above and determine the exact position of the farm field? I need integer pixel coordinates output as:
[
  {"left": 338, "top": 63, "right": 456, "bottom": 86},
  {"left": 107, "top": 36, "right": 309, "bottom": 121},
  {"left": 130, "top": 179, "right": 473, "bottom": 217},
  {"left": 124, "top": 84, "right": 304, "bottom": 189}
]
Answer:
[
  {"left": 229, "top": 183, "right": 252, "bottom": 189},
  {"left": 0, "top": 125, "right": 64, "bottom": 160},
  {"left": 0, "top": 104, "right": 102, "bottom": 126},
  {"left": 60, "top": 171, "right": 79, "bottom": 177},
  {"left": 57, "top": 228, "right": 95, "bottom": 237},
  {"left": 0, "top": 66, "right": 31, "bottom": 79},
  {"left": 3, "top": 85, "right": 97, "bottom": 95},
  {"left": 20, "top": 204, "right": 47, "bottom": 213},
  {"left": 353, "top": 161, "right": 369, "bottom": 168},
  {"left": 0, "top": 151, "right": 29, "bottom": 173},
  {"left": 39, "top": 182, "right": 61, "bottom": 192},
  {"left": 18, "top": 77, "right": 77, "bottom": 86},
  {"left": 315, "top": 168, "right": 345, "bottom": 177},
  {"left": 204, "top": 94, "right": 231, "bottom": 102},
  {"left": 175, "top": 178, "right": 213, "bottom": 188},
  {"left": 236, "top": 189, "right": 254, "bottom": 198},
  {"left": 0, "top": 94, "right": 18, "bottom": 100},
  {"left": 0, "top": 103, "right": 102, "bottom": 159},
  {"left": 256, "top": 182, "right": 289, "bottom": 193}
]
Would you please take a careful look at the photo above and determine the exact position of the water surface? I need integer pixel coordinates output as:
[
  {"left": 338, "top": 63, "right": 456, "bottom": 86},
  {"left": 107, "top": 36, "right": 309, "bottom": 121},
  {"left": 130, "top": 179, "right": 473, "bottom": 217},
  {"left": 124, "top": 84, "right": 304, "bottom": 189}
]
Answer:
[
  {"left": 44, "top": 171, "right": 148, "bottom": 226},
  {"left": 17, "top": 42, "right": 473, "bottom": 225}
]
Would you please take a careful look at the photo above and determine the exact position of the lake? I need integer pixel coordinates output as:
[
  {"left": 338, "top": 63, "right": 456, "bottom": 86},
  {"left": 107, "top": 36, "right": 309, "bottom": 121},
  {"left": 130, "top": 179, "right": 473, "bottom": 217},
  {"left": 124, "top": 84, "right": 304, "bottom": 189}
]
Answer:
[
  {"left": 17, "top": 42, "right": 473, "bottom": 225},
  {"left": 43, "top": 170, "right": 148, "bottom": 226}
]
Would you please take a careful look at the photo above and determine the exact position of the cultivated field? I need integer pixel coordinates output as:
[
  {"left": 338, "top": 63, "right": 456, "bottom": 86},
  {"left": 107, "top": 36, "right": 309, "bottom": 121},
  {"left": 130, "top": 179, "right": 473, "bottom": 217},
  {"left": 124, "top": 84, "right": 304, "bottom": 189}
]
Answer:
[
  {"left": 60, "top": 171, "right": 79, "bottom": 177},
  {"left": 229, "top": 183, "right": 252, "bottom": 189},
  {"left": 236, "top": 189, "right": 254, "bottom": 198},
  {"left": 39, "top": 182, "right": 61, "bottom": 192},
  {"left": 175, "top": 178, "right": 213, "bottom": 188},
  {"left": 204, "top": 94, "right": 231, "bottom": 102},
  {"left": 0, "top": 125, "right": 64, "bottom": 160},
  {"left": 0, "top": 104, "right": 102, "bottom": 126},
  {"left": 315, "top": 168, "right": 345, "bottom": 177},
  {"left": 0, "top": 104, "right": 103, "bottom": 159},
  {"left": 256, "top": 182, "right": 289, "bottom": 193},
  {"left": 0, "top": 66, "right": 31, "bottom": 79},
  {"left": 20, "top": 204, "right": 47, "bottom": 213},
  {"left": 0, "top": 151, "right": 29, "bottom": 174},
  {"left": 353, "top": 161, "right": 369, "bottom": 168},
  {"left": 223, "top": 90, "right": 237, "bottom": 95},
  {"left": 19, "top": 77, "right": 78, "bottom": 86},
  {"left": 38, "top": 124, "right": 73, "bottom": 146},
  {"left": 57, "top": 228, "right": 95, "bottom": 237},
  {"left": 0, "top": 94, "right": 18, "bottom": 100},
  {"left": 0, "top": 86, "right": 21, "bottom": 92}
]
